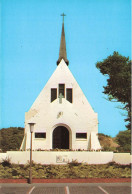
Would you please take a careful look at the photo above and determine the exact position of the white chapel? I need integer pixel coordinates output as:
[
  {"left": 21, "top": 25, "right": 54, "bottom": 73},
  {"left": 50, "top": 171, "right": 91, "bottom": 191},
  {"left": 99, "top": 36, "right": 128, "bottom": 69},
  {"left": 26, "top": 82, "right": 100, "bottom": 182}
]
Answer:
[{"left": 20, "top": 15, "right": 101, "bottom": 151}]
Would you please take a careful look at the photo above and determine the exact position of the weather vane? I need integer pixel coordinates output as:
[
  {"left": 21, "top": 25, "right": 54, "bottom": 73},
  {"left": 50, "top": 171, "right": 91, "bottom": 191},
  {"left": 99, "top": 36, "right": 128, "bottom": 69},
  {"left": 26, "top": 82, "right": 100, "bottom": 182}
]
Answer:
[{"left": 61, "top": 13, "right": 66, "bottom": 23}]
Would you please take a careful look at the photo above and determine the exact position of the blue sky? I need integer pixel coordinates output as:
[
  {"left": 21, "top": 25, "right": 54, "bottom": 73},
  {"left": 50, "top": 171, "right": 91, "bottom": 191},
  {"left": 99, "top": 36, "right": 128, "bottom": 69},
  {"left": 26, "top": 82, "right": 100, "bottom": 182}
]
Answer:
[{"left": 0, "top": 0, "right": 131, "bottom": 137}]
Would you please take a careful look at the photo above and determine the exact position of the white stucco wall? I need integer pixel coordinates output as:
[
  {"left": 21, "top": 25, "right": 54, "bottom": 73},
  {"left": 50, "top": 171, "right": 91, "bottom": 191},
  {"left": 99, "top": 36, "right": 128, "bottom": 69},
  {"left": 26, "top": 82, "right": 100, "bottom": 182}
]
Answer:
[
  {"left": 113, "top": 153, "right": 131, "bottom": 165},
  {"left": 0, "top": 153, "right": 7, "bottom": 161},
  {"left": 21, "top": 60, "right": 100, "bottom": 151},
  {"left": 0, "top": 152, "right": 131, "bottom": 165},
  {"left": 0, "top": 151, "right": 113, "bottom": 164}
]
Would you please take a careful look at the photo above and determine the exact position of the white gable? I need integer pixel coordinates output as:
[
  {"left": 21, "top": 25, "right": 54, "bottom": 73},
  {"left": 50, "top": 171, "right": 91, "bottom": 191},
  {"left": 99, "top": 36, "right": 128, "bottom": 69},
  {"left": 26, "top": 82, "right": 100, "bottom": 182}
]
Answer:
[
  {"left": 30, "top": 59, "right": 95, "bottom": 114},
  {"left": 22, "top": 59, "right": 101, "bottom": 151}
]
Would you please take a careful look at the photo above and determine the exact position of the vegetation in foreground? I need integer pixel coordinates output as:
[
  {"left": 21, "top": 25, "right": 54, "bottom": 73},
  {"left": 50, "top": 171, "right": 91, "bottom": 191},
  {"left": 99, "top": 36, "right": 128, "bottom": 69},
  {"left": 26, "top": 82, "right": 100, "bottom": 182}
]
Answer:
[{"left": 0, "top": 159, "right": 131, "bottom": 179}]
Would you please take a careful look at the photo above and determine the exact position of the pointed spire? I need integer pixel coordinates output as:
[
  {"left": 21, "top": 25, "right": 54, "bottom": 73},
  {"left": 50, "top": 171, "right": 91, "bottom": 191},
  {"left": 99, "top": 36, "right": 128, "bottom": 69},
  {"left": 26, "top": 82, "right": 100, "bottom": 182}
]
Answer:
[{"left": 57, "top": 13, "right": 69, "bottom": 66}]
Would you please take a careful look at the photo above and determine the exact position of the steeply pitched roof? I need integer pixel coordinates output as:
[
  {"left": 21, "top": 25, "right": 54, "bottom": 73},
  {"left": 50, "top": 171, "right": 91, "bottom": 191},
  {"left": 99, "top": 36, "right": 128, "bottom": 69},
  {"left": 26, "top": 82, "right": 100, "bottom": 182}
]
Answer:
[{"left": 57, "top": 20, "right": 69, "bottom": 66}]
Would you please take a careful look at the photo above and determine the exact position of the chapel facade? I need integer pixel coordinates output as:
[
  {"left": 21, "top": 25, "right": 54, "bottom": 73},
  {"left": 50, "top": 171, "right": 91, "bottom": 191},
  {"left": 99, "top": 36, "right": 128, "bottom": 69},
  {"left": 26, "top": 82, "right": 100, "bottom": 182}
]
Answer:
[{"left": 20, "top": 16, "right": 101, "bottom": 151}]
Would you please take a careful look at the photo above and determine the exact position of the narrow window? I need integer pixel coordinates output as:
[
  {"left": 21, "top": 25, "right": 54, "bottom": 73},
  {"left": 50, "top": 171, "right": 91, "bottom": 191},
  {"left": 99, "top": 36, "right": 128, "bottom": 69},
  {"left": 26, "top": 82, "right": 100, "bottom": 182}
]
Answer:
[
  {"left": 51, "top": 88, "right": 57, "bottom": 102},
  {"left": 35, "top": 133, "right": 46, "bottom": 138},
  {"left": 76, "top": 133, "right": 87, "bottom": 139},
  {"left": 59, "top": 84, "right": 65, "bottom": 97},
  {"left": 66, "top": 88, "right": 73, "bottom": 103}
]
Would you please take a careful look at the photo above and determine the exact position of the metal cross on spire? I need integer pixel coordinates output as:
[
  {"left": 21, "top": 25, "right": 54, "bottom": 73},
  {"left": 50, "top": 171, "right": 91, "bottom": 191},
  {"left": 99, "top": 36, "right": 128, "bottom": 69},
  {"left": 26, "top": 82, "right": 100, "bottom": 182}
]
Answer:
[{"left": 61, "top": 13, "right": 66, "bottom": 23}]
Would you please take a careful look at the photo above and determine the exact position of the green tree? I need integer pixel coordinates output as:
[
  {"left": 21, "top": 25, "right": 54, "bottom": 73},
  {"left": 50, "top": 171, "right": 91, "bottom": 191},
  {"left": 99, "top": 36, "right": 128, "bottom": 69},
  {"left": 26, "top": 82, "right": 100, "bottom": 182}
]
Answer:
[
  {"left": 96, "top": 51, "right": 131, "bottom": 129},
  {"left": 0, "top": 127, "right": 24, "bottom": 152},
  {"left": 116, "top": 130, "right": 131, "bottom": 152}
]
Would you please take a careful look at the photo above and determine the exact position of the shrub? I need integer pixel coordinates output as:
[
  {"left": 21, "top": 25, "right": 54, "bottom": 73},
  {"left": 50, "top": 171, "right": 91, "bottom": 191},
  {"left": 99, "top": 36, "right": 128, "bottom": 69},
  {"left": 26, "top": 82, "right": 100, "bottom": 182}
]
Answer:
[
  {"left": 68, "top": 159, "right": 82, "bottom": 166},
  {"left": 2, "top": 157, "right": 12, "bottom": 167},
  {"left": 116, "top": 130, "right": 131, "bottom": 152},
  {"left": 0, "top": 163, "right": 131, "bottom": 179}
]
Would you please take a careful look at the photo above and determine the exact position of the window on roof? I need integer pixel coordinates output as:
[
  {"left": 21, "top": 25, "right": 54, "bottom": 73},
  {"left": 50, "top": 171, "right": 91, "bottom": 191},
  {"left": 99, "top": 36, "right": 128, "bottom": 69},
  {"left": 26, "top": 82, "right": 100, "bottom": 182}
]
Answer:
[
  {"left": 35, "top": 133, "right": 46, "bottom": 138},
  {"left": 59, "top": 84, "right": 65, "bottom": 97},
  {"left": 76, "top": 133, "right": 87, "bottom": 139},
  {"left": 51, "top": 88, "right": 57, "bottom": 102},
  {"left": 66, "top": 88, "right": 73, "bottom": 103}
]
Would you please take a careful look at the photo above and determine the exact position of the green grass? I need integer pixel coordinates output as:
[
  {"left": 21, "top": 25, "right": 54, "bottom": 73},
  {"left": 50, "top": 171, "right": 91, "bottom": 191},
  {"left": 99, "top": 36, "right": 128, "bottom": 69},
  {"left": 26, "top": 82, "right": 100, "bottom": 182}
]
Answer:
[{"left": 0, "top": 161, "right": 131, "bottom": 179}]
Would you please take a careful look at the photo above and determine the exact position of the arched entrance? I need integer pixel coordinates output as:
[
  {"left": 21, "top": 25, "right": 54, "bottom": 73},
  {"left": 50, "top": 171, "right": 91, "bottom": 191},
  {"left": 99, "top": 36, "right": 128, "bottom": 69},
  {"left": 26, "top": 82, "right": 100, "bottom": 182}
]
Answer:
[{"left": 53, "top": 126, "right": 69, "bottom": 149}]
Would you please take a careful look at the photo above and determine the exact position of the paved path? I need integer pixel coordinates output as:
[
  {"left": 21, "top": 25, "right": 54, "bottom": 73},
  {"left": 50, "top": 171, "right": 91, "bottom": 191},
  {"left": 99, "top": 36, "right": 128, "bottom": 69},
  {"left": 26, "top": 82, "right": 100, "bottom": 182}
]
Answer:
[{"left": 0, "top": 183, "right": 131, "bottom": 194}]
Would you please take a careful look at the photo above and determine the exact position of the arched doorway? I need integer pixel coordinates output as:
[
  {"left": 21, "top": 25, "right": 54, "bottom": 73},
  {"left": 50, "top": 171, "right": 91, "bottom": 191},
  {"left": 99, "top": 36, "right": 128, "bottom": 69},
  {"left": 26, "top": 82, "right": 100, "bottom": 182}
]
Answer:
[{"left": 53, "top": 126, "right": 69, "bottom": 149}]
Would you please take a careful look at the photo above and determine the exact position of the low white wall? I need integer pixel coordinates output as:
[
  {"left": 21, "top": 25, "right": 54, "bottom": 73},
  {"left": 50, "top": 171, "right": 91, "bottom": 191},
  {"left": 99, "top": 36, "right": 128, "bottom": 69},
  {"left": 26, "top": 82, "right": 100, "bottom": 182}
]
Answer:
[
  {"left": 0, "top": 151, "right": 113, "bottom": 164},
  {"left": 0, "top": 153, "right": 7, "bottom": 162},
  {"left": 113, "top": 153, "right": 131, "bottom": 165},
  {"left": 0, "top": 151, "right": 131, "bottom": 165}
]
